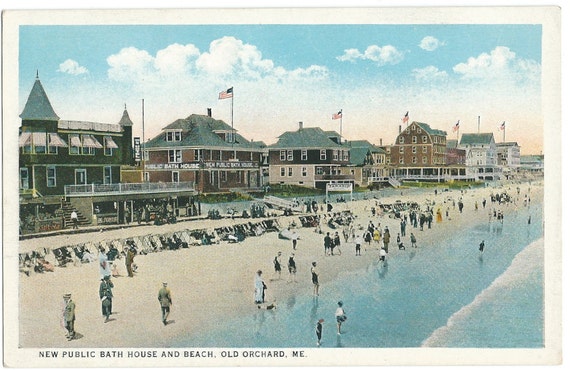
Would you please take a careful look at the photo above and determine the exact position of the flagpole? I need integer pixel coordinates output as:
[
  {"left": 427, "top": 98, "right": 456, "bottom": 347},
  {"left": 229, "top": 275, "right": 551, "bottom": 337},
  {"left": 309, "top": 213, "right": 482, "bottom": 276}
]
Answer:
[
  {"left": 503, "top": 122, "right": 506, "bottom": 143},
  {"left": 340, "top": 109, "right": 343, "bottom": 139},
  {"left": 231, "top": 87, "right": 234, "bottom": 146},
  {"left": 142, "top": 98, "right": 145, "bottom": 182}
]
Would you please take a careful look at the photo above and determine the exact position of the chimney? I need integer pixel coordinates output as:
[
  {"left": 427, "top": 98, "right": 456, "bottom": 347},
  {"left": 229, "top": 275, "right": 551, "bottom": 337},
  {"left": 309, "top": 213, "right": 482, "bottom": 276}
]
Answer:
[
  {"left": 207, "top": 108, "right": 212, "bottom": 117},
  {"left": 298, "top": 121, "right": 303, "bottom": 130},
  {"left": 398, "top": 125, "right": 402, "bottom": 134},
  {"left": 379, "top": 138, "right": 383, "bottom": 146}
]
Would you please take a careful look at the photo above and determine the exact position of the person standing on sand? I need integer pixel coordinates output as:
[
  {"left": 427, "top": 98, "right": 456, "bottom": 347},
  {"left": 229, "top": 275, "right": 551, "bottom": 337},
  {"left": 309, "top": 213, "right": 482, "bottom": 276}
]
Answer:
[
  {"left": 287, "top": 253, "right": 297, "bottom": 282},
  {"left": 324, "top": 232, "right": 332, "bottom": 256},
  {"left": 316, "top": 318, "right": 324, "bottom": 346},
  {"left": 355, "top": 234, "right": 363, "bottom": 256},
  {"left": 98, "top": 247, "right": 110, "bottom": 280},
  {"left": 273, "top": 252, "right": 282, "bottom": 280},
  {"left": 335, "top": 301, "right": 347, "bottom": 335},
  {"left": 291, "top": 231, "right": 299, "bottom": 250},
  {"left": 99, "top": 275, "right": 114, "bottom": 322},
  {"left": 311, "top": 262, "right": 320, "bottom": 296},
  {"left": 125, "top": 247, "right": 135, "bottom": 278},
  {"left": 158, "top": 282, "right": 172, "bottom": 325},
  {"left": 410, "top": 233, "right": 417, "bottom": 248},
  {"left": 382, "top": 227, "right": 391, "bottom": 253},
  {"left": 62, "top": 293, "right": 75, "bottom": 341},
  {"left": 254, "top": 270, "right": 265, "bottom": 304}
]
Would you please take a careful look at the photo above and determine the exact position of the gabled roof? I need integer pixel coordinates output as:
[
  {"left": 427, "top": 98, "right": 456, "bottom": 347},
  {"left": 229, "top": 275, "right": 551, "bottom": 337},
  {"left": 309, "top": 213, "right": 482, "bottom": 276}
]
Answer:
[
  {"left": 347, "top": 140, "right": 386, "bottom": 165},
  {"left": 496, "top": 141, "right": 519, "bottom": 147},
  {"left": 119, "top": 107, "right": 134, "bottom": 127},
  {"left": 145, "top": 114, "right": 265, "bottom": 149},
  {"left": 20, "top": 77, "right": 60, "bottom": 121},
  {"left": 459, "top": 133, "right": 495, "bottom": 146},
  {"left": 269, "top": 127, "right": 344, "bottom": 149},
  {"left": 413, "top": 121, "right": 447, "bottom": 137}
]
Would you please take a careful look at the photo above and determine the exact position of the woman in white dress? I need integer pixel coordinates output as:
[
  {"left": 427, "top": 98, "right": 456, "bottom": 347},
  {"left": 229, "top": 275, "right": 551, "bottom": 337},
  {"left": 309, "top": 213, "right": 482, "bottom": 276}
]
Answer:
[{"left": 254, "top": 270, "right": 265, "bottom": 304}]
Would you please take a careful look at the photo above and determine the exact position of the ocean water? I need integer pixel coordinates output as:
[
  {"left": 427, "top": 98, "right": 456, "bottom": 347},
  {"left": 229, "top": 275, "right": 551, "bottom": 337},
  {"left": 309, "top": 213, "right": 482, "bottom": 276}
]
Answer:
[{"left": 176, "top": 202, "right": 544, "bottom": 348}]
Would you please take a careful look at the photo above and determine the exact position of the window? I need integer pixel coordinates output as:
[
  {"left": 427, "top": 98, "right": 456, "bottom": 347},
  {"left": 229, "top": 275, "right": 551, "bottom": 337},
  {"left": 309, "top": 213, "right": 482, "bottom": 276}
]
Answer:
[
  {"left": 412, "top": 136, "right": 417, "bottom": 144},
  {"left": 143, "top": 150, "right": 149, "bottom": 161},
  {"left": 69, "top": 134, "right": 80, "bottom": 155},
  {"left": 316, "top": 167, "right": 324, "bottom": 175},
  {"left": 333, "top": 150, "right": 338, "bottom": 160},
  {"left": 288, "top": 167, "right": 293, "bottom": 177},
  {"left": 237, "top": 171, "right": 242, "bottom": 183},
  {"left": 287, "top": 150, "right": 293, "bottom": 161},
  {"left": 103, "top": 166, "right": 112, "bottom": 185},
  {"left": 280, "top": 167, "right": 286, "bottom": 177},
  {"left": 75, "top": 169, "right": 87, "bottom": 185},
  {"left": 422, "top": 136, "right": 428, "bottom": 143},
  {"left": 45, "top": 166, "right": 56, "bottom": 187},
  {"left": 144, "top": 172, "right": 150, "bottom": 182},
  {"left": 405, "top": 128, "right": 410, "bottom": 134},
  {"left": 165, "top": 131, "right": 182, "bottom": 142},
  {"left": 301, "top": 150, "right": 307, "bottom": 161},
  {"left": 343, "top": 150, "right": 349, "bottom": 161},
  {"left": 280, "top": 150, "right": 286, "bottom": 161},
  {"left": 422, "top": 156, "right": 427, "bottom": 164},
  {"left": 168, "top": 149, "right": 182, "bottom": 163},
  {"left": 302, "top": 167, "right": 307, "bottom": 177},
  {"left": 417, "top": 128, "right": 422, "bottom": 134},
  {"left": 399, "top": 157, "right": 404, "bottom": 164},
  {"left": 412, "top": 156, "right": 417, "bottom": 164},
  {"left": 399, "top": 137, "right": 405, "bottom": 144},
  {"left": 221, "top": 171, "right": 227, "bottom": 182},
  {"left": 172, "top": 171, "right": 180, "bottom": 183},
  {"left": 412, "top": 146, "right": 417, "bottom": 154},
  {"left": 423, "top": 146, "right": 427, "bottom": 153},
  {"left": 320, "top": 150, "right": 326, "bottom": 160},
  {"left": 194, "top": 149, "right": 202, "bottom": 161},
  {"left": 225, "top": 132, "right": 235, "bottom": 143},
  {"left": 34, "top": 133, "right": 46, "bottom": 154},
  {"left": 20, "top": 168, "right": 29, "bottom": 189},
  {"left": 399, "top": 147, "right": 404, "bottom": 154}
]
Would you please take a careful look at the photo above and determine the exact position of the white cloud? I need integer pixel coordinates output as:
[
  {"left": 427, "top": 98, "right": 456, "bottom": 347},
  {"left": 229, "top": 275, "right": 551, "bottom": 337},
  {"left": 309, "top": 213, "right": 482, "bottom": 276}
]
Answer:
[
  {"left": 107, "top": 37, "right": 327, "bottom": 84},
  {"left": 336, "top": 45, "right": 404, "bottom": 65},
  {"left": 419, "top": 36, "right": 445, "bottom": 51},
  {"left": 154, "top": 43, "right": 200, "bottom": 75},
  {"left": 107, "top": 47, "right": 154, "bottom": 81},
  {"left": 57, "top": 59, "right": 88, "bottom": 75},
  {"left": 452, "top": 46, "right": 540, "bottom": 83},
  {"left": 412, "top": 66, "right": 448, "bottom": 81}
]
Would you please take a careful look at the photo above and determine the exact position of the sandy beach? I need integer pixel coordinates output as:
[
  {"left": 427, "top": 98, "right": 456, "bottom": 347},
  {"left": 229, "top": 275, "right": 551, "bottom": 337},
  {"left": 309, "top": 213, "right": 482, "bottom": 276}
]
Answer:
[{"left": 17, "top": 182, "right": 543, "bottom": 348}]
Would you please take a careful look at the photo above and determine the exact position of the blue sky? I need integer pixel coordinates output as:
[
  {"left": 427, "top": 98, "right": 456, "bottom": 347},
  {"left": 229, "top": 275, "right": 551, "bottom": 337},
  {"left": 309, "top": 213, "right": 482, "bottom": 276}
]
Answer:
[{"left": 19, "top": 23, "right": 543, "bottom": 153}]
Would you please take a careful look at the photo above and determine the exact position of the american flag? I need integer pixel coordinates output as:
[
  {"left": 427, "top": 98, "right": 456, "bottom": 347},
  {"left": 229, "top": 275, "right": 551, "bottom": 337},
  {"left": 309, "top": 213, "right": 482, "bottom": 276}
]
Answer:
[
  {"left": 218, "top": 87, "right": 233, "bottom": 100},
  {"left": 499, "top": 121, "right": 505, "bottom": 130},
  {"left": 402, "top": 111, "right": 409, "bottom": 124},
  {"left": 452, "top": 120, "right": 460, "bottom": 132},
  {"left": 332, "top": 110, "right": 342, "bottom": 120}
]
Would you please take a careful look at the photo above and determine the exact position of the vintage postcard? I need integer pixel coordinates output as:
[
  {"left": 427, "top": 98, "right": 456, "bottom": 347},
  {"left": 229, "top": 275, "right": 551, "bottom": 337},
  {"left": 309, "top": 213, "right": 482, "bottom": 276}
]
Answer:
[{"left": 2, "top": 5, "right": 562, "bottom": 367}]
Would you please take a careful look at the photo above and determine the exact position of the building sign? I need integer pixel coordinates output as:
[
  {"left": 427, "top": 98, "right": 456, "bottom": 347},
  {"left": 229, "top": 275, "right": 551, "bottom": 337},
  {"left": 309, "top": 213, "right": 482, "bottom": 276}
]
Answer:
[
  {"left": 134, "top": 137, "right": 141, "bottom": 162},
  {"left": 326, "top": 182, "right": 353, "bottom": 192},
  {"left": 145, "top": 161, "right": 257, "bottom": 170},
  {"left": 98, "top": 214, "right": 118, "bottom": 225}
]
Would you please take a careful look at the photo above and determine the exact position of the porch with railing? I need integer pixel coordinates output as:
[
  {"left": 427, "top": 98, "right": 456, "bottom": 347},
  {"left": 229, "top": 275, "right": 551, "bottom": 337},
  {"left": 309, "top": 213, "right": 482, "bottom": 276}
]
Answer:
[{"left": 64, "top": 181, "right": 196, "bottom": 197}]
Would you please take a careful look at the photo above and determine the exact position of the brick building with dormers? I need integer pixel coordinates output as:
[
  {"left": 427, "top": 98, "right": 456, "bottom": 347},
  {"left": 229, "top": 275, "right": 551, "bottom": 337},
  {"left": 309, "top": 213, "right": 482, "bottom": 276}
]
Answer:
[
  {"left": 143, "top": 112, "right": 267, "bottom": 193},
  {"left": 267, "top": 122, "right": 353, "bottom": 189}
]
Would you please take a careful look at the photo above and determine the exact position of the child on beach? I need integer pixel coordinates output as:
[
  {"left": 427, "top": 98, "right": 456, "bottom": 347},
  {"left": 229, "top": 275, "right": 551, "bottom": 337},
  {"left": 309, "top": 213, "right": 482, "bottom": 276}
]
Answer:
[
  {"left": 311, "top": 262, "right": 319, "bottom": 296},
  {"left": 335, "top": 301, "right": 347, "bottom": 335}
]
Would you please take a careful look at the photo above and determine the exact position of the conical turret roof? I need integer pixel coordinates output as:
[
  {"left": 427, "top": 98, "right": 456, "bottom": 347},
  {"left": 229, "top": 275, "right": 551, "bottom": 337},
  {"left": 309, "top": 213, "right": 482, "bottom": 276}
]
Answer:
[
  {"left": 118, "top": 105, "right": 134, "bottom": 127},
  {"left": 20, "top": 75, "right": 60, "bottom": 121}
]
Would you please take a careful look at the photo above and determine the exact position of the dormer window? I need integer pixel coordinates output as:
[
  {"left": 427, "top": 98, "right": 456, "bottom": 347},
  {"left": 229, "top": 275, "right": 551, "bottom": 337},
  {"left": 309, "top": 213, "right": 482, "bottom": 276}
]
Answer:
[
  {"left": 165, "top": 131, "right": 182, "bottom": 142},
  {"left": 225, "top": 132, "right": 235, "bottom": 143}
]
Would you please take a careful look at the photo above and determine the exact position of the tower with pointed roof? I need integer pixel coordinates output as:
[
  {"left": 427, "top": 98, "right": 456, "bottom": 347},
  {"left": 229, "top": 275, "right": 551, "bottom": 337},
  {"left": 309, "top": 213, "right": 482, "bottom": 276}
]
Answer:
[
  {"left": 118, "top": 104, "right": 134, "bottom": 165},
  {"left": 20, "top": 71, "right": 60, "bottom": 133}
]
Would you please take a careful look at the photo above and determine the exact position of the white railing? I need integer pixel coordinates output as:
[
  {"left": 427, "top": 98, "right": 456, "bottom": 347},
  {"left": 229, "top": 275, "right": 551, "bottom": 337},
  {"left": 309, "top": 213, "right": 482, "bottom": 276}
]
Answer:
[{"left": 65, "top": 181, "right": 196, "bottom": 197}]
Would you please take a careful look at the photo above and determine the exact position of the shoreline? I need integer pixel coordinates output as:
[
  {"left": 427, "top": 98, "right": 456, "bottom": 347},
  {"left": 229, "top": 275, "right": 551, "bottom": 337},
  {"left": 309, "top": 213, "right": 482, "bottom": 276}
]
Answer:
[{"left": 18, "top": 182, "right": 544, "bottom": 347}]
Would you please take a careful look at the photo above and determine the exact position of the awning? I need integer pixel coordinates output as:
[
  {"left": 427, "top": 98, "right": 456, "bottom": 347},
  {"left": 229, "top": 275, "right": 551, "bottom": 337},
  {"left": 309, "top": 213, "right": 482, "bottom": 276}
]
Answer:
[
  {"left": 69, "top": 135, "right": 82, "bottom": 147},
  {"left": 48, "top": 133, "right": 68, "bottom": 147},
  {"left": 82, "top": 135, "right": 103, "bottom": 149},
  {"left": 32, "top": 132, "right": 47, "bottom": 146},
  {"left": 19, "top": 132, "right": 32, "bottom": 147},
  {"left": 104, "top": 136, "right": 119, "bottom": 149}
]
